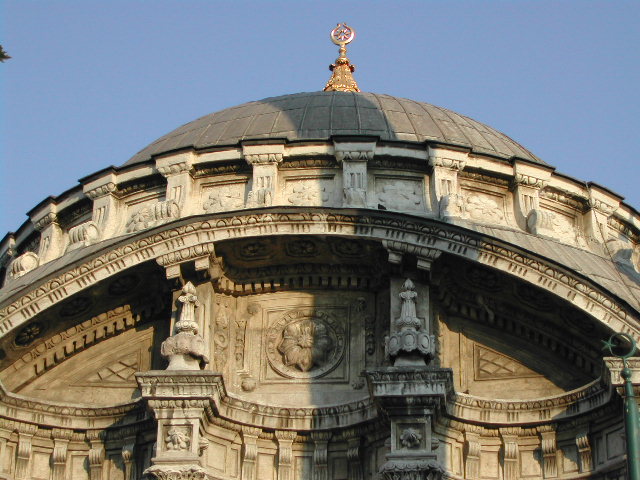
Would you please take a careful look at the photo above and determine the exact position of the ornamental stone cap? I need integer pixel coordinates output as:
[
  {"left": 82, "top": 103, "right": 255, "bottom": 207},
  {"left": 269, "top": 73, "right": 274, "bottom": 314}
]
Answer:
[{"left": 126, "top": 92, "right": 543, "bottom": 166}]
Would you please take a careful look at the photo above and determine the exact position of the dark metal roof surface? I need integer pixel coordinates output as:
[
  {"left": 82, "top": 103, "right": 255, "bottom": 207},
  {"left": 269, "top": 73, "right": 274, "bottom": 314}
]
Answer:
[{"left": 125, "top": 92, "right": 544, "bottom": 165}]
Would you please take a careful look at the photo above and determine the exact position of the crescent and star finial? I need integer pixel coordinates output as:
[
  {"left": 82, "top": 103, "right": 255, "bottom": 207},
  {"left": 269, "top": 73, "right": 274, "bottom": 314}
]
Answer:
[{"left": 324, "top": 23, "right": 360, "bottom": 93}]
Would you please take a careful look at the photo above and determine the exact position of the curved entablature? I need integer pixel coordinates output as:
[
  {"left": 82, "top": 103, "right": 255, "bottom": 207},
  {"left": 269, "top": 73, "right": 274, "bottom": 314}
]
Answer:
[{"left": 0, "top": 210, "right": 639, "bottom": 347}]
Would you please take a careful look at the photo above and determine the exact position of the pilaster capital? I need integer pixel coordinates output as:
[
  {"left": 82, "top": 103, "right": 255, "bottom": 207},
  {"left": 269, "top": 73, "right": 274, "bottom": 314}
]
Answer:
[
  {"left": 587, "top": 183, "right": 621, "bottom": 216},
  {"left": 428, "top": 147, "right": 467, "bottom": 171},
  {"left": 333, "top": 140, "right": 376, "bottom": 162},
  {"left": 30, "top": 201, "right": 60, "bottom": 231},
  {"left": 156, "top": 152, "right": 195, "bottom": 177},
  {"left": 512, "top": 161, "right": 553, "bottom": 190},
  {"left": 242, "top": 144, "right": 286, "bottom": 165},
  {"left": 83, "top": 172, "right": 119, "bottom": 200}
]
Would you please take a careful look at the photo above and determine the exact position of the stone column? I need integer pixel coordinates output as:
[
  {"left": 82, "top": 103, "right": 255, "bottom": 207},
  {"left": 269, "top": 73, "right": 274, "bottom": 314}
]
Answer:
[
  {"left": 243, "top": 144, "right": 285, "bottom": 207},
  {"left": 275, "top": 430, "right": 296, "bottom": 480},
  {"left": 367, "top": 278, "right": 453, "bottom": 480},
  {"left": 334, "top": 140, "right": 375, "bottom": 208}
]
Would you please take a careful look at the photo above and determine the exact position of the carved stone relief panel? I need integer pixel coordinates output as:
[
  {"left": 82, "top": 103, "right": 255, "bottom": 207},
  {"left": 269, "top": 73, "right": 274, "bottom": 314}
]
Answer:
[
  {"left": 284, "top": 176, "right": 334, "bottom": 207},
  {"left": 202, "top": 181, "right": 246, "bottom": 213},
  {"left": 218, "top": 291, "right": 371, "bottom": 406},
  {"left": 461, "top": 188, "right": 507, "bottom": 225},
  {"left": 374, "top": 176, "right": 425, "bottom": 212}
]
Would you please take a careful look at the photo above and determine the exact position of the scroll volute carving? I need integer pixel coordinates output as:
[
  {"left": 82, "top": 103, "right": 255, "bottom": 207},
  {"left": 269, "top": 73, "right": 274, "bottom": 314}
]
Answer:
[{"left": 160, "top": 282, "right": 209, "bottom": 370}]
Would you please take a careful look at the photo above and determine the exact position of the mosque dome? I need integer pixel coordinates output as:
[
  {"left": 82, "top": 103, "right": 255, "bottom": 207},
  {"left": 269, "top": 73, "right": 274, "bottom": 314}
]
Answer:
[{"left": 126, "top": 91, "right": 542, "bottom": 166}]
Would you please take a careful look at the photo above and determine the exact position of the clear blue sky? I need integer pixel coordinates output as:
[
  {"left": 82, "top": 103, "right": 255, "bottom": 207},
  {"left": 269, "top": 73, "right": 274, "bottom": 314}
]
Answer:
[{"left": 2, "top": 1, "right": 639, "bottom": 235}]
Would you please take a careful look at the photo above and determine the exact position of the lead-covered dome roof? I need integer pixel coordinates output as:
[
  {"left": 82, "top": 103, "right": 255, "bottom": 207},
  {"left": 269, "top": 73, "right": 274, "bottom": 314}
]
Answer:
[{"left": 126, "top": 91, "right": 543, "bottom": 165}]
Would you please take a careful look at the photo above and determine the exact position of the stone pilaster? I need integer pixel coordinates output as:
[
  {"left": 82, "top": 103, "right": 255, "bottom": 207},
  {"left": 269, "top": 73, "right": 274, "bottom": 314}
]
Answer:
[
  {"left": 243, "top": 144, "right": 285, "bottom": 207},
  {"left": 428, "top": 147, "right": 466, "bottom": 220},
  {"left": 585, "top": 184, "right": 621, "bottom": 244},
  {"left": 576, "top": 428, "right": 592, "bottom": 473},
  {"left": 500, "top": 428, "right": 519, "bottom": 480},
  {"left": 511, "top": 161, "right": 552, "bottom": 230},
  {"left": 84, "top": 171, "right": 120, "bottom": 239},
  {"left": 14, "top": 423, "right": 37, "bottom": 480},
  {"left": 86, "top": 430, "right": 105, "bottom": 480},
  {"left": 240, "top": 426, "right": 261, "bottom": 480},
  {"left": 345, "top": 430, "right": 363, "bottom": 480},
  {"left": 463, "top": 426, "right": 481, "bottom": 480},
  {"left": 334, "top": 140, "right": 375, "bottom": 208},
  {"left": 311, "top": 431, "right": 331, "bottom": 480},
  {"left": 275, "top": 430, "right": 296, "bottom": 480},
  {"left": 51, "top": 428, "right": 73, "bottom": 480},
  {"left": 539, "top": 425, "right": 557, "bottom": 477},
  {"left": 122, "top": 436, "right": 136, "bottom": 480},
  {"left": 30, "top": 200, "right": 64, "bottom": 264},
  {"left": 137, "top": 371, "right": 223, "bottom": 480},
  {"left": 157, "top": 152, "right": 196, "bottom": 217}
]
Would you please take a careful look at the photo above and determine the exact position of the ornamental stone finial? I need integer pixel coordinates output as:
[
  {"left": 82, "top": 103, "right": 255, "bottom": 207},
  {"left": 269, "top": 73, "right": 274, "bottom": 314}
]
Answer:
[
  {"left": 385, "top": 278, "right": 435, "bottom": 366},
  {"left": 160, "top": 282, "right": 209, "bottom": 370},
  {"left": 324, "top": 23, "right": 360, "bottom": 92}
]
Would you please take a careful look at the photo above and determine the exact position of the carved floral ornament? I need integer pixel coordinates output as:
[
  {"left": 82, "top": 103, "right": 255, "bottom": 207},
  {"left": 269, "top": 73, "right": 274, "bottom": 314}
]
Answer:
[
  {"left": 267, "top": 309, "right": 345, "bottom": 379},
  {"left": 1, "top": 211, "right": 639, "bottom": 344}
]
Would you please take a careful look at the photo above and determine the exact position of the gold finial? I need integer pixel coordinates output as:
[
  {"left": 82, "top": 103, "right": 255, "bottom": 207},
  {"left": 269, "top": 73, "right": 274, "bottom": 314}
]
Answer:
[{"left": 324, "top": 23, "right": 360, "bottom": 93}]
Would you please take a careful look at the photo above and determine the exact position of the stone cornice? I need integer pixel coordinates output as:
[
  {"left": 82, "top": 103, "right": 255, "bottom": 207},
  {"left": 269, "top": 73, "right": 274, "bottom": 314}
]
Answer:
[{"left": 0, "top": 209, "right": 638, "bottom": 344}]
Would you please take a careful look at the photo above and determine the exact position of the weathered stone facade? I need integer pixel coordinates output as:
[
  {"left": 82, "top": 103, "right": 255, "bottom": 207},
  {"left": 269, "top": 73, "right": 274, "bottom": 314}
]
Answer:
[{"left": 0, "top": 92, "right": 638, "bottom": 479}]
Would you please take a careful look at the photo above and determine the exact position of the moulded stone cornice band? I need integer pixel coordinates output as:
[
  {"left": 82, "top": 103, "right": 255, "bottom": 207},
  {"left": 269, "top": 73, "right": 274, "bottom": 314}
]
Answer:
[{"left": 0, "top": 209, "right": 639, "bottom": 344}]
